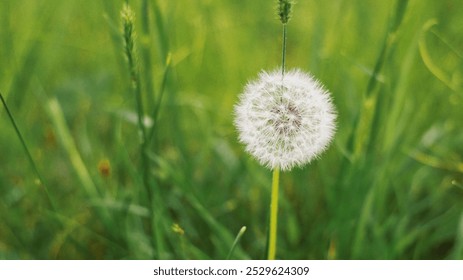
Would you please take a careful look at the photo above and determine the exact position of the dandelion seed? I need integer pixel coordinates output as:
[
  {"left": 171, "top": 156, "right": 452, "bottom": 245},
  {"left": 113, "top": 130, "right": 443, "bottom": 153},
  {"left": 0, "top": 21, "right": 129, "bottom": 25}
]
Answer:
[{"left": 234, "top": 69, "right": 336, "bottom": 171}]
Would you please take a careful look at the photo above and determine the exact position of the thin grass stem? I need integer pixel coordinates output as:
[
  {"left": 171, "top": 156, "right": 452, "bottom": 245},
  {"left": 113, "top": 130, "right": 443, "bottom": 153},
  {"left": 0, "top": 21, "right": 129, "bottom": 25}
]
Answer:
[
  {"left": 121, "top": 4, "right": 160, "bottom": 258},
  {"left": 281, "top": 24, "right": 287, "bottom": 76},
  {"left": 0, "top": 90, "right": 55, "bottom": 210},
  {"left": 227, "top": 226, "right": 247, "bottom": 260},
  {"left": 148, "top": 53, "right": 171, "bottom": 143}
]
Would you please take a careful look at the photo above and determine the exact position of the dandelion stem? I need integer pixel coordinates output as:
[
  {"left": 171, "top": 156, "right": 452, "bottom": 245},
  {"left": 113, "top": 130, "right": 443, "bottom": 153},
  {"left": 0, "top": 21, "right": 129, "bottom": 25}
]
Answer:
[
  {"left": 268, "top": 167, "right": 280, "bottom": 260},
  {"left": 267, "top": 4, "right": 287, "bottom": 260},
  {"left": 267, "top": 5, "right": 288, "bottom": 260}
]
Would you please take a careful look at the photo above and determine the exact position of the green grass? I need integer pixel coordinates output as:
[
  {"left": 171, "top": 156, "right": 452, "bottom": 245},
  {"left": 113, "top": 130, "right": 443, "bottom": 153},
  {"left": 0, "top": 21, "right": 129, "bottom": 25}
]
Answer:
[{"left": 1, "top": 0, "right": 463, "bottom": 259}]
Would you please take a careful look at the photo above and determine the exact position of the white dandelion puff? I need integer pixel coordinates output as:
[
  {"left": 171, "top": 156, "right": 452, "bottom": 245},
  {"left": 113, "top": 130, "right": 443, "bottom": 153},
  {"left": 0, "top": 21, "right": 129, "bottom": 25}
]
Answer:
[{"left": 234, "top": 68, "right": 336, "bottom": 171}]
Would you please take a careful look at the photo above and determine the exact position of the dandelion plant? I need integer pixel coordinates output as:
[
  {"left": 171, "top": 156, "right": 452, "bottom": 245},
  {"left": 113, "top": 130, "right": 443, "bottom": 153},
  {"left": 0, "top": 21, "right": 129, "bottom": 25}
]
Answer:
[{"left": 234, "top": 0, "right": 337, "bottom": 260}]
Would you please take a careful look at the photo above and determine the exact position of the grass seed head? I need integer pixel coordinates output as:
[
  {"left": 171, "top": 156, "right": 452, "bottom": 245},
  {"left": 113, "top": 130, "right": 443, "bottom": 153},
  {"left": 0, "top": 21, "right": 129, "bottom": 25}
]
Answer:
[
  {"left": 277, "top": 0, "right": 293, "bottom": 24},
  {"left": 121, "top": 4, "right": 136, "bottom": 57}
]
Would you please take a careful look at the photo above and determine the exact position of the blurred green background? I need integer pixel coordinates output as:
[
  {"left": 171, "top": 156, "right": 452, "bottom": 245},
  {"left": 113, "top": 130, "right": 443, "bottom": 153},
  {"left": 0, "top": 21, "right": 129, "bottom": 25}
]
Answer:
[{"left": 1, "top": 0, "right": 462, "bottom": 259}]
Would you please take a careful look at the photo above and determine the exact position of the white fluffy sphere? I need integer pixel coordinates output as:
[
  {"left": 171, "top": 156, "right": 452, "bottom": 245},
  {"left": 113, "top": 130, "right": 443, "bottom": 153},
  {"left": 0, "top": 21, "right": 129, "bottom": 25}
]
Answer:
[{"left": 234, "top": 69, "right": 336, "bottom": 171}]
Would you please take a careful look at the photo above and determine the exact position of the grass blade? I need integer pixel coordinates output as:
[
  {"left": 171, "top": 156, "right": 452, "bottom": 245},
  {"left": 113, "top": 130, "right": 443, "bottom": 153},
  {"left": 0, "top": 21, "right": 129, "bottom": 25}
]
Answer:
[
  {"left": 0, "top": 90, "right": 55, "bottom": 210},
  {"left": 226, "top": 226, "right": 247, "bottom": 260}
]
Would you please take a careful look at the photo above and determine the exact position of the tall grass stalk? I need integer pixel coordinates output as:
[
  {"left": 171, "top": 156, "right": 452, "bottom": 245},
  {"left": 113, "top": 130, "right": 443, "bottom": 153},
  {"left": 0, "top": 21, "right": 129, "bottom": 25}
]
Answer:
[
  {"left": 120, "top": 3, "right": 173, "bottom": 259},
  {"left": 121, "top": 4, "right": 159, "bottom": 258},
  {"left": 281, "top": 24, "right": 287, "bottom": 76}
]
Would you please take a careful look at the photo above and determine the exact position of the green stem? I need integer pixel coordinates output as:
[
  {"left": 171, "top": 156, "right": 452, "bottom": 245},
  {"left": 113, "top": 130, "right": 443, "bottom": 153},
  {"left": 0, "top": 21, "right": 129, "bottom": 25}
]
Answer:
[
  {"left": 122, "top": 6, "right": 158, "bottom": 257},
  {"left": 281, "top": 24, "right": 287, "bottom": 76},
  {"left": 267, "top": 20, "right": 287, "bottom": 261},
  {"left": 227, "top": 226, "right": 247, "bottom": 260},
  {"left": 267, "top": 167, "right": 280, "bottom": 260},
  {"left": 0, "top": 90, "right": 55, "bottom": 210}
]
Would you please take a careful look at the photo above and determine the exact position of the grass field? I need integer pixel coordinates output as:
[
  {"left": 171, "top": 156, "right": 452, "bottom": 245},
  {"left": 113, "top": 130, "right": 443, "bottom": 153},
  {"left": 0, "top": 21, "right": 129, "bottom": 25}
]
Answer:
[{"left": 1, "top": 0, "right": 462, "bottom": 259}]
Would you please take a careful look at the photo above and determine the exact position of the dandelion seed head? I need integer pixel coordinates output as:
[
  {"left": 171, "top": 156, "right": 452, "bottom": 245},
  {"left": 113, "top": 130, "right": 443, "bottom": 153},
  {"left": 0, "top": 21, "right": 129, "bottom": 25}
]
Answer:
[{"left": 234, "top": 69, "right": 336, "bottom": 171}]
